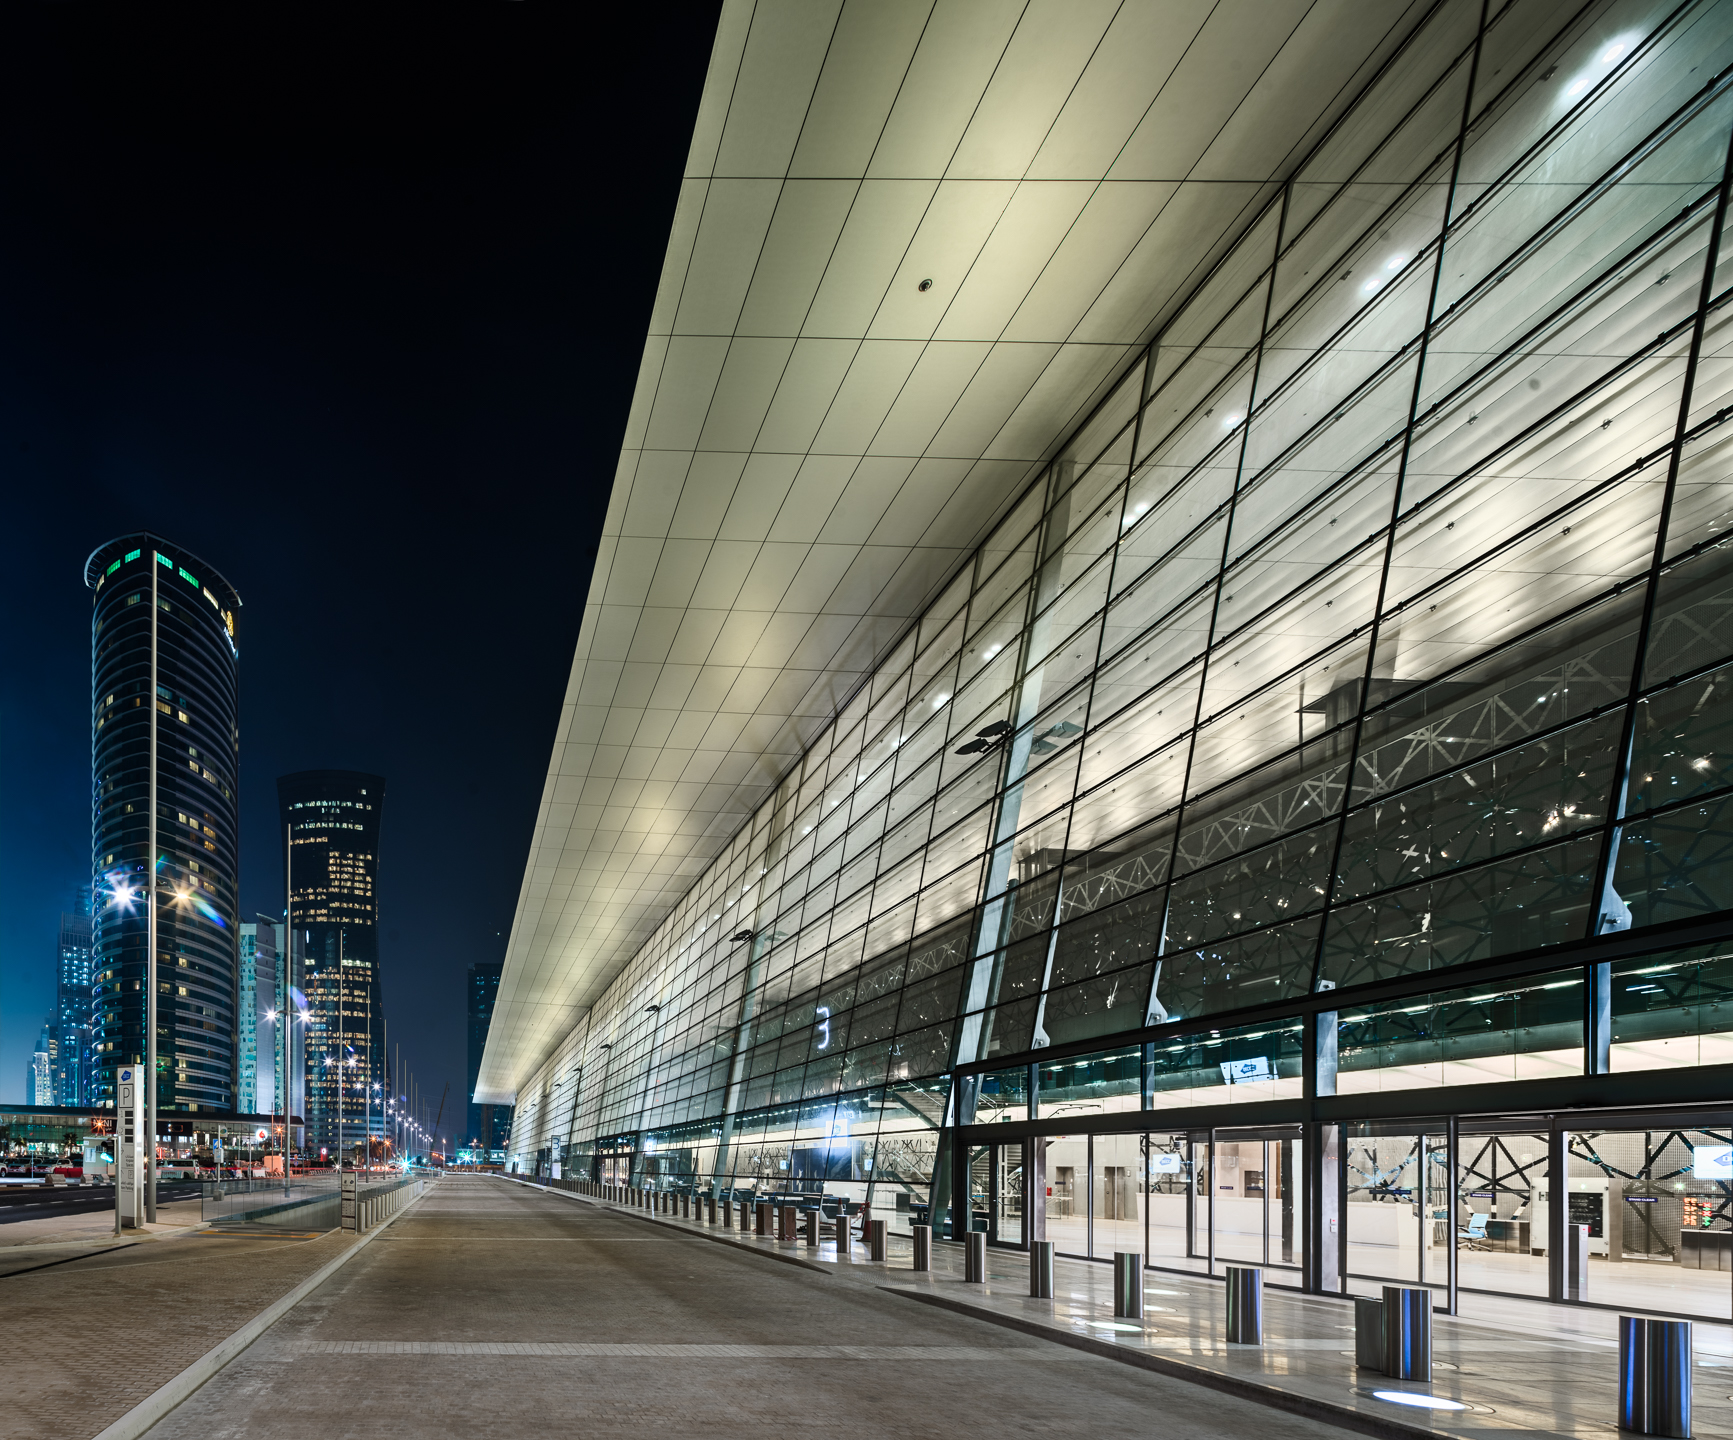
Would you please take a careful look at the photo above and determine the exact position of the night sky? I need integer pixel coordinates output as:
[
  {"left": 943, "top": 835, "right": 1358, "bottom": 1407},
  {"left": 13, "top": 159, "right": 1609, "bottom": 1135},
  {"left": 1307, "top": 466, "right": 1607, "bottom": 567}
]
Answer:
[{"left": 0, "top": 5, "right": 719, "bottom": 1125}]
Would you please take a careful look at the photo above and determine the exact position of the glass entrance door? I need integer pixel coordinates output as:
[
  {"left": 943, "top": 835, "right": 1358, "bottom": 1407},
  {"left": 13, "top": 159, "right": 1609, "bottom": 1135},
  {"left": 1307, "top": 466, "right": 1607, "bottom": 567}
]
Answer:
[
  {"left": 1455, "top": 1127, "right": 1548, "bottom": 1298},
  {"left": 967, "top": 1142, "right": 1027, "bottom": 1244},
  {"left": 1212, "top": 1128, "right": 1304, "bottom": 1276},
  {"left": 995, "top": 1143, "right": 1024, "bottom": 1244},
  {"left": 1046, "top": 1134, "right": 1087, "bottom": 1255},
  {"left": 1091, "top": 1132, "right": 1143, "bottom": 1259},
  {"left": 1345, "top": 1128, "right": 1424, "bottom": 1287},
  {"left": 1146, "top": 1132, "right": 1190, "bottom": 1264}
]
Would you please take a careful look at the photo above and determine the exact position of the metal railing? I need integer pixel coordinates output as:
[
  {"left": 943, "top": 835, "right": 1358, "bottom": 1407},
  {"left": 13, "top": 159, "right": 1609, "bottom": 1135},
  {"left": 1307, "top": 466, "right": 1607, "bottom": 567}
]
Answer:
[
  {"left": 202, "top": 1175, "right": 341, "bottom": 1229},
  {"left": 203, "top": 1169, "right": 437, "bottom": 1231}
]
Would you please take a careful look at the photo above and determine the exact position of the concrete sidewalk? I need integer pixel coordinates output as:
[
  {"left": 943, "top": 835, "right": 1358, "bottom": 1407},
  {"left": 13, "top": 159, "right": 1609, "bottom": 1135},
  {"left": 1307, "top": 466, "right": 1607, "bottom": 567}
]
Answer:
[{"left": 528, "top": 1179, "right": 1733, "bottom": 1440}]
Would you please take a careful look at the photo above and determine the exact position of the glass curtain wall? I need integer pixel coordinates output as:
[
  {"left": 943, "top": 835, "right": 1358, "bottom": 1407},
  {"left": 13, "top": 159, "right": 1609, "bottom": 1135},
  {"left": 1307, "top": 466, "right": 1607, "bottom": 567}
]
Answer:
[{"left": 512, "top": 0, "right": 1733, "bottom": 1220}]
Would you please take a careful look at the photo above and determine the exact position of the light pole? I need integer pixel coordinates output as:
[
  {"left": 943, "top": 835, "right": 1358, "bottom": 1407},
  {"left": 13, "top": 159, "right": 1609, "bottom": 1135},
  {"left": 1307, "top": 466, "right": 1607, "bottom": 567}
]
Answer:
[
  {"left": 145, "top": 543, "right": 160, "bottom": 1225},
  {"left": 99, "top": 872, "right": 139, "bottom": 1236},
  {"left": 262, "top": 1006, "right": 305, "bottom": 1195},
  {"left": 282, "top": 826, "right": 295, "bottom": 1194}
]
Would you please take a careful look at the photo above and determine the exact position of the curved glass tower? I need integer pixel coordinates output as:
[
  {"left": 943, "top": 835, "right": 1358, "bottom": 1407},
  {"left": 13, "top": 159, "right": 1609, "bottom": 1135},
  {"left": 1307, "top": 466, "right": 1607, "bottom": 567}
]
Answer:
[{"left": 87, "top": 535, "right": 241, "bottom": 1115}]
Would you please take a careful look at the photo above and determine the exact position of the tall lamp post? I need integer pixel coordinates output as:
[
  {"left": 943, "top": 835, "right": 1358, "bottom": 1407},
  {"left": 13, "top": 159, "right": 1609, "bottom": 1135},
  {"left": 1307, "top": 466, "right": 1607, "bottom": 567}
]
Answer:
[
  {"left": 369, "top": 1082, "right": 381, "bottom": 1170},
  {"left": 145, "top": 545, "right": 161, "bottom": 1224}
]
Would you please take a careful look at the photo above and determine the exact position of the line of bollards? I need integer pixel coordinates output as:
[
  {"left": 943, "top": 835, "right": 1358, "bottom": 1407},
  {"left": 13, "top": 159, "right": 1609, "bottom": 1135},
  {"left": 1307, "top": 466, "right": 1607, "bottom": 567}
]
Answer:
[{"left": 560, "top": 1176, "right": 1692, "bottom": 1436}]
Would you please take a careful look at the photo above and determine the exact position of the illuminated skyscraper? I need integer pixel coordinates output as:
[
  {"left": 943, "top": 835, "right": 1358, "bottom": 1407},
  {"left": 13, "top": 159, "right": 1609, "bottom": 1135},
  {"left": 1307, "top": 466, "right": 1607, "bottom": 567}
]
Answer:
[
  {"left": 86, "top": 535, "right": 241, "bottom": 1116},
  {"left": 277, "top": 770, "right": 385, "bottom": 1158},
  {"left": 467, "top": 961, "right": 510, "bottom": 1155},
  {"left": 51, "top": 887, "right": 94, "bottom": 1104}
]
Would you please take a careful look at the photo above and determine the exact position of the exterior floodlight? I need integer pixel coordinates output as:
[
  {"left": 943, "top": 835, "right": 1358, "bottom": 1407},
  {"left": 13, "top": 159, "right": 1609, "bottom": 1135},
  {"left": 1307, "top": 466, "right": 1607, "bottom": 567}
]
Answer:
[{"left": 730, "top": 929, "right": 754, "bottom": 943}]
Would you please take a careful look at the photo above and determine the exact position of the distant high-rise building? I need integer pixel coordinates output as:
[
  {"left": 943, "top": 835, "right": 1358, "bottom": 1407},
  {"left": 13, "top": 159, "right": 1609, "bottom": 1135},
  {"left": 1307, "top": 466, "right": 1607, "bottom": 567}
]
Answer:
[
  {"left": 52, "top": 888, "right": 94, "bottom": 1105},
  {"left": 467, "top": 961, "right": 510, "bottom": 1153},
  {"left": 278, "top": 771, "right": 385, "bottom": 1158},
  {"left": 237, "top": 920, "right": 268, "bottom": 1113},
  {"left": 30, "top": 1021, "right": 52, "bottom": 1107},
  {"left": 86, "top": 536, "right": 242, "bottom": 1116},
  {"left": 244, "top": 916, "right": 306, "bottom": 1132}
]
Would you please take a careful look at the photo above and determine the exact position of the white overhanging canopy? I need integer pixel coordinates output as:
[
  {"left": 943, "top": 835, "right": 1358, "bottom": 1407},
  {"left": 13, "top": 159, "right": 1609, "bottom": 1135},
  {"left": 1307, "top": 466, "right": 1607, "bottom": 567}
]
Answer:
[{"left": 476, "top": 0, "right": 1435, "bottom": 1106}]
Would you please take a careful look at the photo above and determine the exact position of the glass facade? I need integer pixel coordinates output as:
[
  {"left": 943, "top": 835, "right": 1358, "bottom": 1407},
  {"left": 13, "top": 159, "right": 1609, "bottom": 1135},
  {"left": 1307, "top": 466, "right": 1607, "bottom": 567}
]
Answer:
[
  {"left": 511, "top": 0, "right": 1733, "bottom": 1311},
  {"left": 87, "top": 533, "right": 242, "bottom": 1114},
  {"left": 278, "top": 770, "right": 386, "bottom": 1157},
  {"left": 467, "top": 961, "right": 512, "bottom": 1157}
]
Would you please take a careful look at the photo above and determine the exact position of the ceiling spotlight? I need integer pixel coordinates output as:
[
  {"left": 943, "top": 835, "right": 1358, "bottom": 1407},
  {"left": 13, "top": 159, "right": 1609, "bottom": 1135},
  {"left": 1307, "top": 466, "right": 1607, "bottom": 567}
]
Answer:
[{"left": 917, "top": 278, "right": 933, "bottom": 292}]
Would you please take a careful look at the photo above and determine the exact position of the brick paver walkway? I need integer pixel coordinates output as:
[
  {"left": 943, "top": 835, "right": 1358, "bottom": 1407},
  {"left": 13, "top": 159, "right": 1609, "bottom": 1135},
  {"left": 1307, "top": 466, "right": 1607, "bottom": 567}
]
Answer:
[{"left": 3, "top": 1223, "right": 356, "bottom": 1440}]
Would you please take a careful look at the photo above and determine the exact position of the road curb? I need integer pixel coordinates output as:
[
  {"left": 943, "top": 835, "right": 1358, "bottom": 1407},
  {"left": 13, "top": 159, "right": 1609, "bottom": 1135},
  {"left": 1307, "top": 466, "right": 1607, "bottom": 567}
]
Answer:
[{"left": 88, "top": 1178, "right": 438, "bottom": 1440}]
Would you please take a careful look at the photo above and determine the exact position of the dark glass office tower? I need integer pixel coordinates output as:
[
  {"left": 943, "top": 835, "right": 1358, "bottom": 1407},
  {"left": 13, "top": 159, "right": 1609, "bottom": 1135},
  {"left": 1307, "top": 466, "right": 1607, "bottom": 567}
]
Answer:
[
  {"left": 86, "top": 535, "right": 241, "bottom": 1116},
  {"left": 277, "top": 771, "right": 385, "bottom": 1158},
  {"left": 53, "top": 888, "right": 94, "bottom": 1104},
  {"left": 467, "top": 961, "right": 510, "bottom": 1155}
]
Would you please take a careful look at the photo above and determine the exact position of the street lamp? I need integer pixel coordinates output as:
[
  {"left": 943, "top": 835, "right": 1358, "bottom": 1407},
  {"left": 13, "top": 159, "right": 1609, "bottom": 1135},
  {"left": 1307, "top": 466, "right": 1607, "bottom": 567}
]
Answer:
[
  {"left": 263, "top": 1006, "right": 307, "bottom": 1196},
  {"left": 369, "top": 1082, "right": 382, "bottom": 1171}
]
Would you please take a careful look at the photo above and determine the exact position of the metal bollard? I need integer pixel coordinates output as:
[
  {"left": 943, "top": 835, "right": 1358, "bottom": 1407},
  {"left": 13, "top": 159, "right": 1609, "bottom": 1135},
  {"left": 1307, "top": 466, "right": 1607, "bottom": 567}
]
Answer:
[
  {"left": 913, "top": 1224, "right": 932, "bottom": 1272},
  {"left": 1620, "top": 1317, "right": 1693, "bottom": 1438},
  {"left": 779, "top": 1204, "right": 798, "bottom": 1241},
  {"left": 1030, "top": 1240, "right": 1053, "bottom": 1297},
  {"left": 870, "top": 1218, "right": 887, "bottom": 1262},
  {"left": 805, "top": 1208, "right": 819, "bottom": 1247},
  {"left": 722, "top": 1196, "right": 734, "bottom": 1228},
  {"left": 835, "top": 1214, "right": 851, "bottom": 1257},
  {"left": 1382, "top": 1286, "right": 1432, "bottom": 1381},
  {"left": 965, "top": 1229, "right": 986, "bottom": 1284},
  {"left": 756, "top": 1200, "right": 771, "bottom": 1236},
  {"left": 1354, "top": 1296, "right": 1385, "bottom": 1370},
  {"left": 706, "top": 1195, "right": 716, "bottom": 1224},
  {"left": 1225, "top": 1266, "right": 1263, "bottom": 1345},
  {"left": 1113, "top": 1253, "right": 1143, "bottom": 1319}
]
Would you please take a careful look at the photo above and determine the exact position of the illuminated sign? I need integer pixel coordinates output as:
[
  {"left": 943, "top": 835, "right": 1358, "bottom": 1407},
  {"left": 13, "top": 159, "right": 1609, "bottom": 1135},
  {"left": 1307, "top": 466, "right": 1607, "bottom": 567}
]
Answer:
[
  {"left": 815, "top": 1006, "right": 831, "bottom": 1050},
  {"left": 1693, "top": 1145, "right": 1732, "bottom": 1181},
  {"left": 1219, "top": 1056, "right": 1272, "bottom": 1084}
]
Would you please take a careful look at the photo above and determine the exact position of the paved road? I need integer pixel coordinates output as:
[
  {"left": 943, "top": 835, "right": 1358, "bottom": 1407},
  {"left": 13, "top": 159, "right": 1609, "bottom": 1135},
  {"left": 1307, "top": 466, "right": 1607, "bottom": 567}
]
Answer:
[
  {"left": 149, "top": 1176, "right": 1345, "bottom": 1440},
  {"left": 0, "top": 1183, "right": 201, "bottom": 1223}
]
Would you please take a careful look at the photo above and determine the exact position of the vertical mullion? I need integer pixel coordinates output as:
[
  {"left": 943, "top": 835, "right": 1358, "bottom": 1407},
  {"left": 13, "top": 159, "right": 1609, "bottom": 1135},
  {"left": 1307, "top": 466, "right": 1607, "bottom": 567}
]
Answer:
[
  {"left": 1150, "top": 187, "right": 1292, "bottom": 961},
  {"left": 1306, "top": 9, "right": 1491, "bottom": 994},
  {"left": 1581, "top": 120, "right": 1733, "bottom": 1053}
]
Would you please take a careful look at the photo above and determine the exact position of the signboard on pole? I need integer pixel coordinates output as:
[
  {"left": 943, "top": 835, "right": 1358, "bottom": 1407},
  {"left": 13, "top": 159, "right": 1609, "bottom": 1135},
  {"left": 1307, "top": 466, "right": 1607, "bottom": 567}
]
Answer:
[{"left": 117, "top": 1066, "right": 145, "bottom": 1229}]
